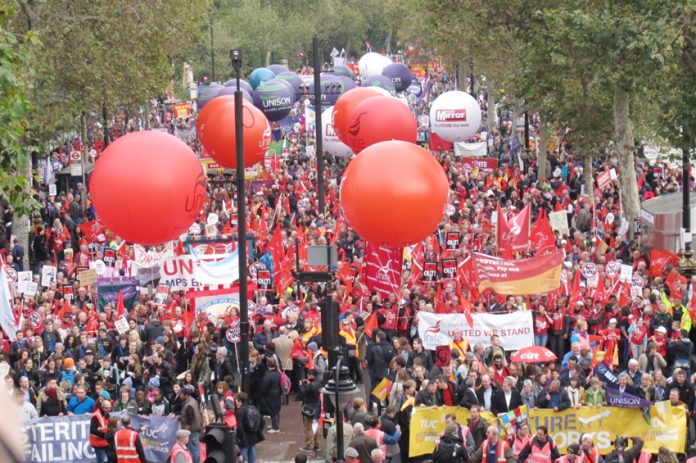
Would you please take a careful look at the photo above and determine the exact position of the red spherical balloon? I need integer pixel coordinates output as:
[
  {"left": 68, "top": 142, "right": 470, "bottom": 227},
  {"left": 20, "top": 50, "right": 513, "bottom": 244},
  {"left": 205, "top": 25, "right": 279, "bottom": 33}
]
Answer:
[
  {"left": 90, "top": 131, "right": 207, "bottom": 245},
  {"left": 343, "top": 96, "right": 417, "bottom": 154},
  {"left": 196, "top": 95, "right": 235, "bottom": 142},
  {"left": 201, "top": 98, "right": 271, "bottom": 168},
  {"left": 340, "top": 141, "right": 449, "bottom": 248},
  {"left": 332, "top": 87, "right": 383, "bottom": 142}
]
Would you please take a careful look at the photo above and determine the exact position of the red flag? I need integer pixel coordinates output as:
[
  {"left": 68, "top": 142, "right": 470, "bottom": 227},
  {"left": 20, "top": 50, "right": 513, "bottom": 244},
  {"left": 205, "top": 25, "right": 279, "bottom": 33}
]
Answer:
[
  {"left": 78, "top": 220, "right": 106, "bottom": 242},
  {"left": 275, "top": 245, "right": 295, "bottom": 295},
  {"left": 116, "top": 289, "right": 125, "bottom": 318},
  {"left": 362, "top": 243, "right": 402, "bottom": 299},
  {"left": 408, "top": 243, "right": 424, "bottom": 287},
  {"left": 592, "top": 276, "right": 607, "bottom": 306},
  {"left": 457, "top": 257, "right": 479, "bottom": 300},
  {"left": 268, "top": 226, "right": 285, "bottom": 274},
  {"left": 617, "top": 281, "right": 631, "bottom": 308},
  {"left": 434, "top": 284, "right": 447, "bottom": 313},
  {"left": 497, "top": 204, "right": 531, "bottom": 256},
  {"left": 57, "top": 298, "right": 71, "bottom": 320},
  {"left": 567, "top": 269, "right": 582, "bottom": 307},
  {"left": 665, "top": 269, "right": 686, "bottom": 299},
  {"left": 363, "top": 312, "right": 379, "bottom": 339},
  {"left": 649, "top": 249, "right": 678, "bottom": 277},
  {"left": 531, "top": 209, "right": 556, "bottom": 255}
]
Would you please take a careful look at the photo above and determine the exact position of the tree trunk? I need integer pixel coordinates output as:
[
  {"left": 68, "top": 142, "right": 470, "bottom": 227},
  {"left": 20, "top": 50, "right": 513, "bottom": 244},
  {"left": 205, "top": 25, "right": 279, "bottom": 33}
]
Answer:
[
  {"left": 538, "top": 117, "right": 549, "bottom": 180},
  {"left": 613, "top": 85, "right": 640, "bottom": 224},
  {"left": 15, "top": 151, "right": 32, "bottom": 271},
  {"left": 487, "top": 80, "right": 496, "bottom": 135},
  {"left": 583, "top": 151, "right": 594, "bottom": 199},
  {"left": 265, "top": 50, "right": 272, "bottom": 67}
]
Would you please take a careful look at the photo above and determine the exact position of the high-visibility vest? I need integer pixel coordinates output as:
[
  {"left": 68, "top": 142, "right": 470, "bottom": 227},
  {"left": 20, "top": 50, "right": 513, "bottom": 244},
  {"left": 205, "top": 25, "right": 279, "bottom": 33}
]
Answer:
[
  {"left": 114, "top": 428, "right": 142, "bottom": 463},
  {"left": 556, "top": 456, "right": 576, "bottom": 463},
  {"left": 364, "top": 428, "right": 387, "bottom": 455},
  {"left": 581, "top": 447, "right": 601, "bottom": 463},
  {"left": 301, "top": 326, "right": 320, "bottom": 346},
  {"left": 685, "top": 456, "right": 696, "bottom": 463},
  {"left": 528, "top": 439, "right": 554, "bottom": 463},
  {"left": 170, "top": 442, "right": 193, "bottom": 463},
  {"left": 451, "top": 339, "right": 469, "bottom": 359},
  {"left": 482, "top": 439, "right": 510, "bottom": 463},
  {"left": 637, "top": 451, "right": 652, "bottom": 463},
  {"left": 511, "top": 434, "right": 531, "bottom": 460},
  {"left": 88, "top": 409, "right": 109, "bottom": 448},
  {"left": 340, "top": 328, "right": 359, "bottom": 356}
]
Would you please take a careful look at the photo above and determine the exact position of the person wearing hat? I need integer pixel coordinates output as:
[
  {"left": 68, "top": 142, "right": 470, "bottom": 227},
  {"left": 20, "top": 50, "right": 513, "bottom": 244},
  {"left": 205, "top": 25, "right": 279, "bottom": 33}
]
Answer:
[
  {"left": 343, "top": 447, "right": 360, "bottom": 463},
  {"left": 113, "top": 414, "right": 146, "bottom": 463},
  {"left": 179, "top": 385, "right": 203, "bottom": 462},
  {"left": 556, "top": 444, "right": 580, "bottom": 463},
  {"left": 170, "top": 429, "right": 194, "bottom": 463}
]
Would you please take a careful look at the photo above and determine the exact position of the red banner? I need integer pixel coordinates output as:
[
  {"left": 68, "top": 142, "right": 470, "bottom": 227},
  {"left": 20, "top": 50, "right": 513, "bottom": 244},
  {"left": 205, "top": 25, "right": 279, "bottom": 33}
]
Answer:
[
  {"left": 362, "top": 243, "right": 402, "bottom": 298},
  {"left": 597, "top": 170, "right": 612, "bottom": 191},
  {"left": 471, "top": 250, "right": 564, "bottom": 295},
  {"left": 496, "top": 204, "right": 531, "bottom": 255},
  {"left": 460, "top": 157, "right": 498, "bottom": 172}
]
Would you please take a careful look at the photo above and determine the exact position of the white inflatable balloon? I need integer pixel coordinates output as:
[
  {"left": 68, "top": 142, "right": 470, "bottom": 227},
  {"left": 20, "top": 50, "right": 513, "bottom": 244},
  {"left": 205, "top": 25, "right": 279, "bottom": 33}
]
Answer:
[
  {"left": 359, "top": 52, "right": 392, "bottom": 78},
  {"left": 322, "top": 106, "right": 354, "bottom": 158},
  {"left": 429, "top": 91, "right": 482, "bottom": 142}
]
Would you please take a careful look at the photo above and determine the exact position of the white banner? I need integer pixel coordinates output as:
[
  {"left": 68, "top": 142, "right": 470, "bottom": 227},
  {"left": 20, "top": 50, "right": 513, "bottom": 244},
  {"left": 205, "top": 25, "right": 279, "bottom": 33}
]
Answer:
[
  {"left": 454, "top": 141, "right": 487, "bottom": 157},
  {"left": 191, "top": 250, "right": 240, "bottom": 286},
  {"left": 417, "top": 311, "right": 534, "bottom": 351}
]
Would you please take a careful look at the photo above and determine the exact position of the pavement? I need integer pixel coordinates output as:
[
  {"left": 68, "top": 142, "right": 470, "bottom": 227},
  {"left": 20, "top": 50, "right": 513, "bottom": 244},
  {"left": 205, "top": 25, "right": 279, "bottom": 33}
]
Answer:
[{"left": 256, "top": 379, "right": 371, "bottom": 463}]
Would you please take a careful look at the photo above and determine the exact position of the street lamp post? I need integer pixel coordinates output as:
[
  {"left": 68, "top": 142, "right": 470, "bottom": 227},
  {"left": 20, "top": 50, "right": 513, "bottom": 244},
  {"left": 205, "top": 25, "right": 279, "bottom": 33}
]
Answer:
[
  {"left": 210, "top": 18, "right": 215, "bottom": 81},
  {"left": 313, "top": 36, "right": 325, "bottom": 215},
  {"left": 678, "top": 145, "right": 696, "bottom": 277},
  {"left": 320, "top": 350, "right": 359, "bottom": 463},
  {"left": 231, "top": 49, "right": 250, "bottom": 393},
  {"left": 469, "top": 58, "right": 475, "bottom": 97},
  {"left": 524, "top": 110, "right": 530, "bottom": 155}
]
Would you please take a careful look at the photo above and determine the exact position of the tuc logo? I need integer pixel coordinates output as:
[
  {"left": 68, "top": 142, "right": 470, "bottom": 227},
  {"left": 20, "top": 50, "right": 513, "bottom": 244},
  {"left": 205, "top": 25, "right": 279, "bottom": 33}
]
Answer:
[{"left": 435, "top": 108, "right": 467, "bottom": 122}]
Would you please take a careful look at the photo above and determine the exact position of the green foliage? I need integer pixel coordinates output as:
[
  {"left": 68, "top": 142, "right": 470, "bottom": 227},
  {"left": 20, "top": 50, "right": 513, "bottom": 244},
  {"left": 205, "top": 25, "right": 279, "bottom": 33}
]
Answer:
[{"left": 0, "top": 5, "right": 37, "bottom": 215}]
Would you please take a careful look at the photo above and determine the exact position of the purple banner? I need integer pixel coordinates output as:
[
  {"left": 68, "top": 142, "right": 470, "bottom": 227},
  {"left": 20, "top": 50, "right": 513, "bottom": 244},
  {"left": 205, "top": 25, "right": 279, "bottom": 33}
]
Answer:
[{"left": 605, "top": 387, "right": 652, "bottom": 408}]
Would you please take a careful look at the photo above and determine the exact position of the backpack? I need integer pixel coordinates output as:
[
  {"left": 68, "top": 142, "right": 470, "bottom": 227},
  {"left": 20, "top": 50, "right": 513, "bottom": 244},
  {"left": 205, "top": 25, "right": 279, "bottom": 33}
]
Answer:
[
  {"left": 243, "top": 405, "right": 262, "bottom": 433},
  {"left": 279, "top": 369, "right": 291, "bottom": 396},
  {"left": 433, "top": 438, "right": 465, "bottom": 463}
]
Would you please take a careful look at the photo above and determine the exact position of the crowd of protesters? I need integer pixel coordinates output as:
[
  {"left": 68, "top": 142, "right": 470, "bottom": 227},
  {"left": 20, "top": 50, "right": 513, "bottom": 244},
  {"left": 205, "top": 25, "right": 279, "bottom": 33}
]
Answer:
[{"left": 0, "top": 61, "right": 694, "bottom": 463}]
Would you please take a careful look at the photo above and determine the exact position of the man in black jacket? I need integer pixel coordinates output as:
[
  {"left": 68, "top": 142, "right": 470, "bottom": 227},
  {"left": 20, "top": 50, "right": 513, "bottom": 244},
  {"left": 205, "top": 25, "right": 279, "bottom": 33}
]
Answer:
[
  {"left": 603, "top": 436, "right": 644, "bottom": 463},
  {"left": 458, "top": 378, "right": 480, "bottom": 409},
  {"left": 407, "top": 338, "right": 433, "bottom": 371},
  {"left": 235, "top": 391, "right": 265, "bottom": 462},
  {"left": 366, "top": 330, "right": 395, "bottom": 410},
  {"left": 299, "top": 369, "right": 322, "bottom": 453},
  {"left": 537, "top": 380, "right": 571, "bottom": 411},
  {"left": 491, "top": 377, "right": 523, "bottom": 415}
]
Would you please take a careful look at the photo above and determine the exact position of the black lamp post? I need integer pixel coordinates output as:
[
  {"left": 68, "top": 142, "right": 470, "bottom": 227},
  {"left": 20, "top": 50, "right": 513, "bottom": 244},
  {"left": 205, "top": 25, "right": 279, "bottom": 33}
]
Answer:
[
  {"left": 210, "top": 17, "right": 215, "bottom": 81},
  {"left": 320, "top": 350, "right": 359, "bottom": 463},
  {"left": 312, "top": 35, "right": 326, "bottom": 215},
  {"left": 469, "top": 58, "right": 475, "bottom": 97},
  {"left": 231, "top": 49, "right": 250, "bottom": 393},
  {"left": 524, "top": 110, "right": 530, "bottom": 155},
  {"left": 678, "top": 145, "right": 696, "bottom": 276}
]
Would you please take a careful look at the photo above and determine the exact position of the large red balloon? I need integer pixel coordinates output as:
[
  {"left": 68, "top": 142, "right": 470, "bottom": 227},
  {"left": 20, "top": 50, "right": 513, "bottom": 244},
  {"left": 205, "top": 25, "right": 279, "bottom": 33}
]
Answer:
[
  {"left": 200, "top": 98, "right": 271, "bottom": 168},
  {"left": 89, "top": 131, "right": 207, "bottom": 245},
  {"left": 340, "top": 141, "right": 448, "bottom": 248},
  {"left": 332, "top": 87, "right": 383, "bottom": 142},
  {"left": 196, "top": 95, "right": 235, "bottom": 142},
  {"left": 343, "top": 96, "right": 417, "bottom": 154}
]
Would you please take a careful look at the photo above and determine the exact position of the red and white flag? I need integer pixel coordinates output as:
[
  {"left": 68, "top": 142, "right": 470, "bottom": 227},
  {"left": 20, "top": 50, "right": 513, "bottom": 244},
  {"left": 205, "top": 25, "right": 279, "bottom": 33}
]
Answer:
[
  {"left": 362, "top": 243, "right": 402, "bottom": 299},
  {"left": 649, "top": 249, "right": 678, "bottom": 277},
  {"left": 497, "top": 204, "right": 531, "bottom": 256},
  {"left": 531, "top": 209, "right": 556, "bottom": 255}
]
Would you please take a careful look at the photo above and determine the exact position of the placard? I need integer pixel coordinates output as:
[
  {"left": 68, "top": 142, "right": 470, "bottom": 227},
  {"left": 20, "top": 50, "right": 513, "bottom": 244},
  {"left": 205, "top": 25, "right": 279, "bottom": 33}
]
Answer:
[
  {"left": 257, "top": 269, "right": 272, "bottom": 290},
  {"left": 153, "top": 285, "right": 170, "bottom": 305},
  {"left": 41, "top": 265, "right": 57, "bottom": 287},
  {"left": 17, "top": 271, "right": 32, "bottom": 284},
  {"left": 422, "top": 261, "right": 438, "bottom": 282},
  {"left": 19, "top": 280, "right": 38, "bottom": 297},
  {"left": 48, "top": 183, "right": 57, "bottom": 196},
  {"left": 78, "top": 269, "right": 98, "bottom": 287},
  {"left": 620, "top": 264, "right": 633, "bottom": 283},
  {"left": 440, "top": 258, "right": 457, "bottom": 279},
  {"left": 549, "top": 211, "right": 569, "bottom": 234},
  {"left": 103, "top": 249, "right": 116, "bottom": 266},
  {"left": 63, "top": 286, "right": 74, "bottom": 302},
  {"left": 114, "top": 317, "right": 129, "bottom": 335},
  {"left": 445, "top": 232, "right": 460, "bottom": 250}
]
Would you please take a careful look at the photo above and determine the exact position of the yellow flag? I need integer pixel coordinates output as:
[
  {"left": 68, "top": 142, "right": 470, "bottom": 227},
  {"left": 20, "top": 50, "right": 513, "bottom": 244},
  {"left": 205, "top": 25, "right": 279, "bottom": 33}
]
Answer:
[{"left": 371, "top": 378, "right": 392, "bottom": 401}]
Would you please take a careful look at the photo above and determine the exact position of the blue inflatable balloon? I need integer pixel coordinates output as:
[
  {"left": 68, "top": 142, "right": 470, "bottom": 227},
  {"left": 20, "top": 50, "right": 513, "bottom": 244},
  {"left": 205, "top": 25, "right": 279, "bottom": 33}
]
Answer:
[
  {"left": 249, "top": 67, "right": 275, "bottom": 90},
  {"left": 333, "top": 65, "right": 354, "bottom": 79},
  {"left": 268, "top": 64, "right": 289, "bottom": 75},
  {"left": 276, "top": 71, "right": 304, "bottom": 95},
  {"left": 309, "top": 74, "right": 346, "bottom": 107},
  {"left": 382, "top": 63, "right": 413, "bottom": 92},
  {"left": 223, "top": 78, "right": 254, "bottom": 94},
  {"left": 335, "top": 75, "right": 357, "bottom": 93},
  {"left": 362, "top": 74, "right": 396, "bottom": 93},
  {"left": 253, "top": 79, "right": 295, "bottom": 121},
  {"left": 216, "top": 86, "right": 253, "bottom": 103},
  {"left": 197, "top": 83, "right": 224, "bottom": 108}
]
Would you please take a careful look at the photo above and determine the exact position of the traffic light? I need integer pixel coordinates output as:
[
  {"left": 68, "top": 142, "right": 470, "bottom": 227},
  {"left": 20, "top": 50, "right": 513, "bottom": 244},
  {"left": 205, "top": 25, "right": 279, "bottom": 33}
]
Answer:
[{"left": 202, "top": 423, "right": 236, "bottom": 463}]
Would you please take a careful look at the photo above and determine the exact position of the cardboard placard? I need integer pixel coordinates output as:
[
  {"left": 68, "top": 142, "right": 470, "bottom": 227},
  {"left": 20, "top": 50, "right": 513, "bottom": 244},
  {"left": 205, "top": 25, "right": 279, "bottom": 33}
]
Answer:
[
  {"left": 78, "top": 269, "right": 98, "bottom": 287},
  {"left": 41, "top": 265, "right": 57, "bottom": 287},
  {"left": 549, "top": 211, "right": 569, "bottom": 234},
  {"left": 114, "top": 317, "right": 130, "bottom": 335}
]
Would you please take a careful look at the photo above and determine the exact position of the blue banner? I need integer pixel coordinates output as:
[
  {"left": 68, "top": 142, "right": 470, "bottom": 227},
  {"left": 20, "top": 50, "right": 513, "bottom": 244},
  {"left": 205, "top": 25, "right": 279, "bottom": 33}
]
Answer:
[{"left": 23, "top": 413, "right": 179, "bottom": 463}]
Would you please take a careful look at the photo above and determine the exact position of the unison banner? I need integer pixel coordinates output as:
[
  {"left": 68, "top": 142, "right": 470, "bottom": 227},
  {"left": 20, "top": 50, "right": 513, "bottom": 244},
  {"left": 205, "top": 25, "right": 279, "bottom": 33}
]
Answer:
[
  {"left": 22, "top": 414, "right": 178, "bottom": 463},
  {"left": 409, "top": 402, "right": 686, "bottom": 457},
  {"left": 417, "top": 311, "right": 533, "bottom": 351},
  {"left": 471, "top": 250, "right": 563, "bottom": 295}
]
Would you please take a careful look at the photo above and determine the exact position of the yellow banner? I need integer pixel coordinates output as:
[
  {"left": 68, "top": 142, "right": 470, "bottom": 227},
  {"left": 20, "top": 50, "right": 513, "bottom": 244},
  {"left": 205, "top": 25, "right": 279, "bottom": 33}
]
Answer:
[{"left": 409, "top": 402, "right": 686, "bottom": 457}]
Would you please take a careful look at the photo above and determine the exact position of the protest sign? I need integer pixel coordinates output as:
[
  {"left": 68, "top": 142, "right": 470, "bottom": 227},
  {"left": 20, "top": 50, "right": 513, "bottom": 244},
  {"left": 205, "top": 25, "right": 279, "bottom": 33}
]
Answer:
[
  {"left": 95, "top": 277, "right": 139, "bottom": 311},
  {"left": 153, "top": 285, "right": 170, "bottom": 305},
  {"left": 19, "top": 281, "right": 38, "bottom": 297},
  {"left": 114, "top": 317, "right": 129, "bottom": 335},
  {"left": 22, "top": 413, "right": 178, "bottom": 463},
  {"left": 77, "top": 269, "right": 98, "bottom": 287},
  {"left": 41, "top": 266, "right": 57, "bottom": 288},
  {"left": 470, "top": 250, "right": 563, "bottom": 295},
  {"left": 409, "top": 403, "right": 686, "bottom": 457},
  {"left": 548, "top": 211, "right": 569, "bottom": 234},
  {"left": 417, "top": 311, "right": 533, "bottom": 351}
]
